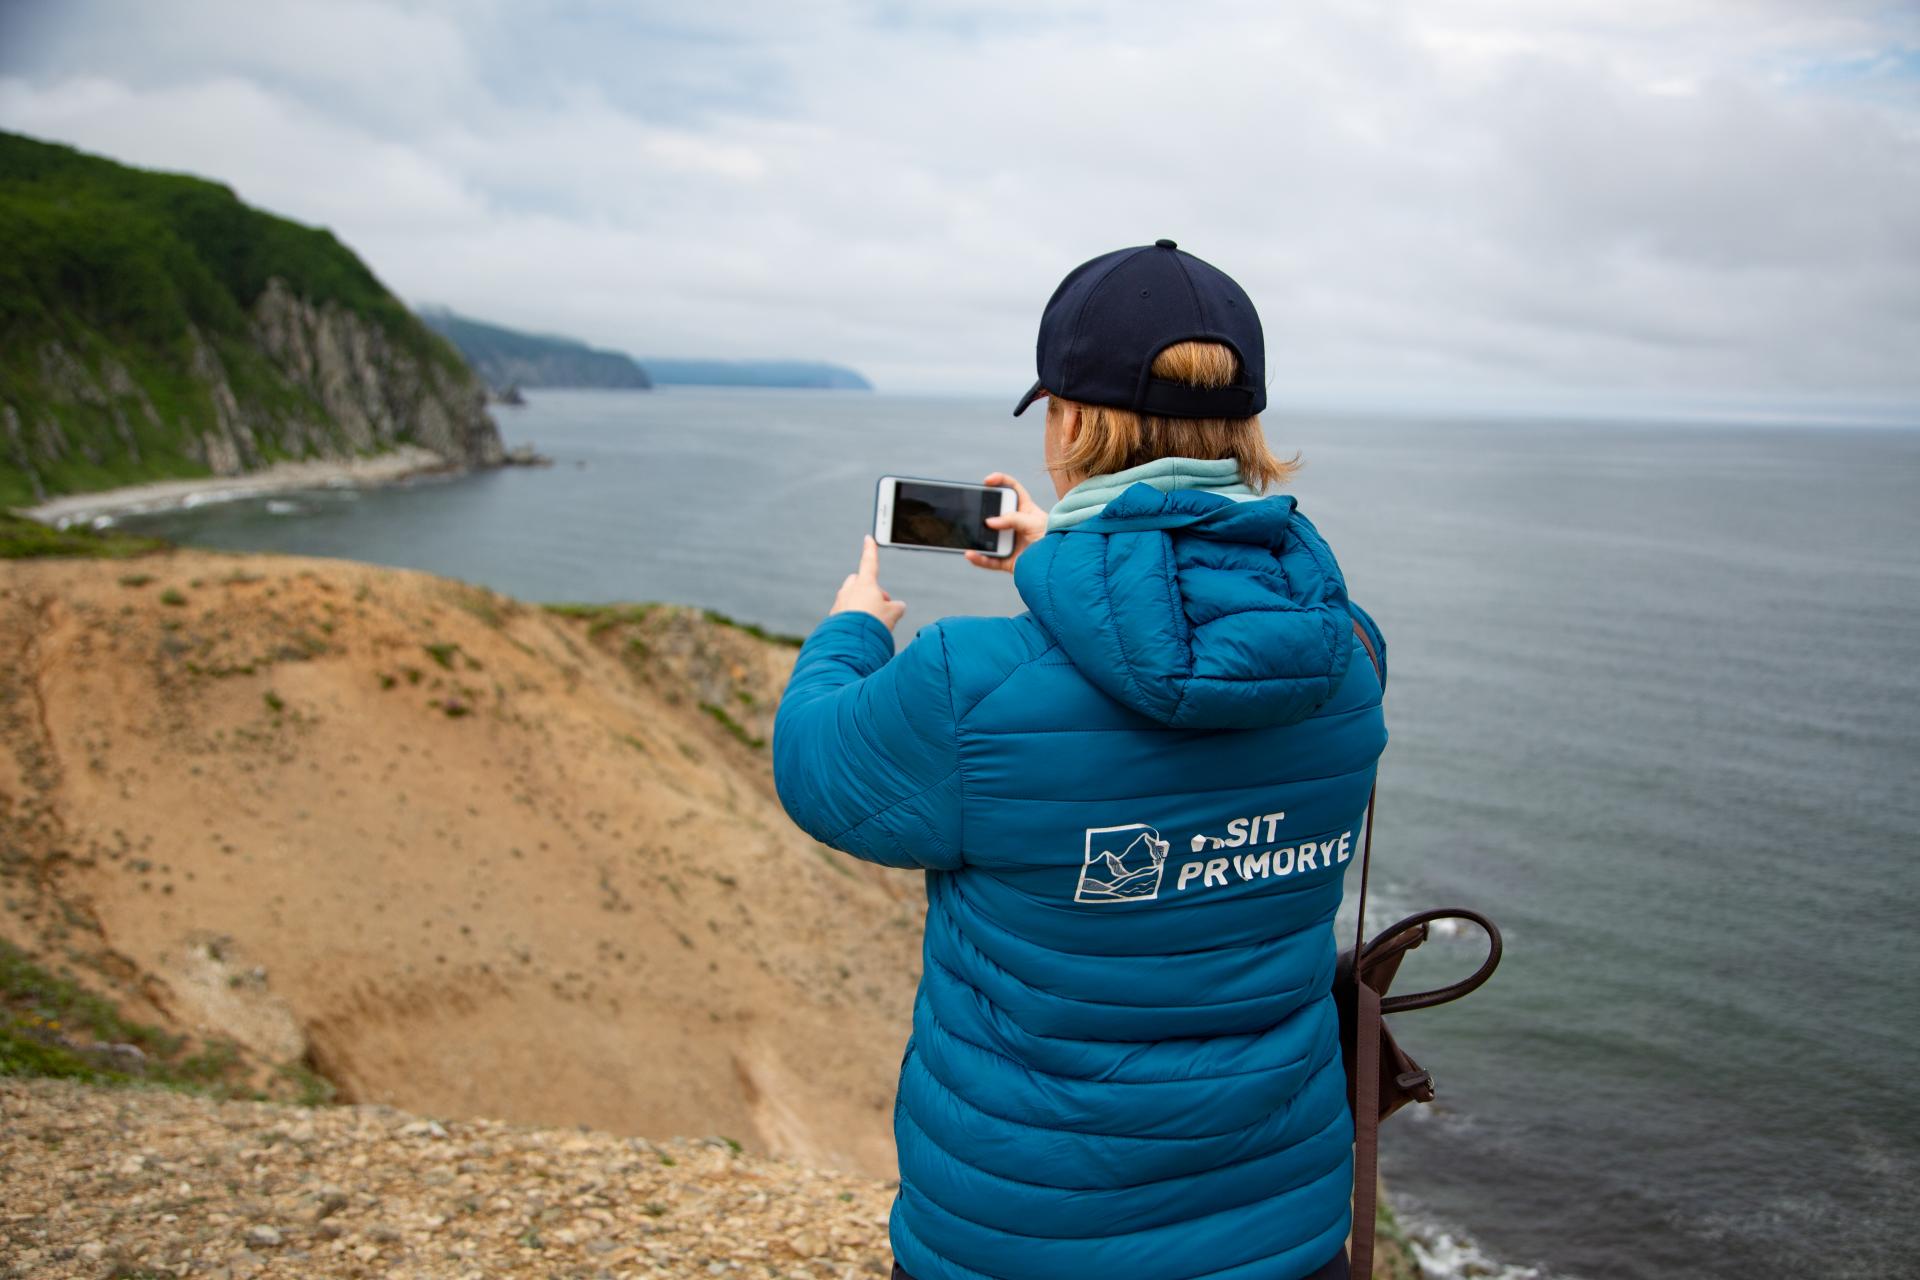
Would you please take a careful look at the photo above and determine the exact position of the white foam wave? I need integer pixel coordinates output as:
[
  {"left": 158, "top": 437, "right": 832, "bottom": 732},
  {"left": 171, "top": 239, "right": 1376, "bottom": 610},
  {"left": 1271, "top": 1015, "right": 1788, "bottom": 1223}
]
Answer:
[
  {"left": 178, "top": 487, "right": 266, "bottom": 511},
  {"left": 1402, "top": 1215, "right": 1574, "bottom": 1280}
]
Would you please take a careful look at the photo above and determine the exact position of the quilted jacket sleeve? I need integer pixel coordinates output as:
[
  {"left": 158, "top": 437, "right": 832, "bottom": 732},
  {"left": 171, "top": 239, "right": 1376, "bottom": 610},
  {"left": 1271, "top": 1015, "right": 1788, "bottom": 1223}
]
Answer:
[{"left": 772, "top": 610, "right": 964, "bottom": 870}]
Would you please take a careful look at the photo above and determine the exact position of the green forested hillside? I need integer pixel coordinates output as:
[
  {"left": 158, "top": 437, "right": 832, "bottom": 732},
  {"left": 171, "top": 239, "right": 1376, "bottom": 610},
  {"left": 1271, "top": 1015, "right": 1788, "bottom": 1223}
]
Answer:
[{"left": 0, "top": 131, "right": 501, "bottom": 510}]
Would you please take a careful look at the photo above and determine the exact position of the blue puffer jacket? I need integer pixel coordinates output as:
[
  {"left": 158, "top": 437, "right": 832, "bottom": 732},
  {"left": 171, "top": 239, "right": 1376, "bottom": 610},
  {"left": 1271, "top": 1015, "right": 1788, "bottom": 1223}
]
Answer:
[{"left": 773, "top": 481, "right": 1388, "bottom": 1280}]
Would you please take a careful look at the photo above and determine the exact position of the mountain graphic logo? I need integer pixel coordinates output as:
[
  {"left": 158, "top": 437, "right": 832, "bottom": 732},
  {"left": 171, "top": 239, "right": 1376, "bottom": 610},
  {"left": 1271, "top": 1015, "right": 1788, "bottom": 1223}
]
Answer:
[{"left": 1074, "top": 824, "right": 1171, "bottom": 904}]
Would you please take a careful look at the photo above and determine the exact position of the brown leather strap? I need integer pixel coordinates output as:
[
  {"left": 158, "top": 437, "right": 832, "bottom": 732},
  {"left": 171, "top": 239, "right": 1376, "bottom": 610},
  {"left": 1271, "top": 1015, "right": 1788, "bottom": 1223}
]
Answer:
[
  {"left": 1350, "top": 617, "right": 1381, "bottom": 683},
  {"left": 1351, "top": 979, "right": 1382, "bottom": 1279},
  {"left": 1348, "top": 618, "right": 1384, "bottom": 1279},
  {"left": 1349, "top": 618, "right": 1382, "bottom": 963},
  {"left": 1352, "top": 785, "right": 1377, "bottom": 974}
]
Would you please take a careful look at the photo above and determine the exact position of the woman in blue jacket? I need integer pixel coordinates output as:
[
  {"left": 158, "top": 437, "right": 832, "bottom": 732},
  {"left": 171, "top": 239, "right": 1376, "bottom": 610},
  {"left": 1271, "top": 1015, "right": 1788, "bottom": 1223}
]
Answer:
[{"left": 773, "top": 241, "right": 1388, "bottom": 1280}]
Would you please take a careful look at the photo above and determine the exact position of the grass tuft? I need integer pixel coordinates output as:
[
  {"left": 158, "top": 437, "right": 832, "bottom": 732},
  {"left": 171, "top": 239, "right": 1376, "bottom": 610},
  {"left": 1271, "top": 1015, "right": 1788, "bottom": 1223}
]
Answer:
[
  {"left": 0, "top": 512, "right": 169, "bottom": 560},
  {"left": 700, "top": 607, "right": 805, "bottom": 648},
  {"left": 699, "top": 701, "right": 766, "bottom": 749},
  {"left": 0, "top": 938, "right": 311, "bottom": 1103}
]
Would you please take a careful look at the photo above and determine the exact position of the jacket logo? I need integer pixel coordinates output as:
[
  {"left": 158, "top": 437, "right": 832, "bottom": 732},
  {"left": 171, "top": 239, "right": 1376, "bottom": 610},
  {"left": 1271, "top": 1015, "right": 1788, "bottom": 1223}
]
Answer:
[
  {"left": 1073, "top": 811, "right": 1358, "bottom": 902},
  {"left": 1074, "top": 824, "right": 1170, "bottom": 903}
]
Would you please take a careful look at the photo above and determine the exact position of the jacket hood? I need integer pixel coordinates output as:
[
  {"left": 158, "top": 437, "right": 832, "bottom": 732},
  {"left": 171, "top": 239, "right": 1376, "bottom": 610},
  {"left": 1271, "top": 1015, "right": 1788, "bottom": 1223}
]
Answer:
[{"left": 1014, "top": 482, "right": 1356, "bottom": 730}]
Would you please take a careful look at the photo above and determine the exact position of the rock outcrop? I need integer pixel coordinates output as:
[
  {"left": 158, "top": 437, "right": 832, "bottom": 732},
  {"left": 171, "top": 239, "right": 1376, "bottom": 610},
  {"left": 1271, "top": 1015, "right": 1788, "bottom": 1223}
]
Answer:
[
  {"left": 6, "top": 303, "right": 502, "bottom": 498},
  {"left": 248, "top": 280, "right": 503, "bottom": 470}
]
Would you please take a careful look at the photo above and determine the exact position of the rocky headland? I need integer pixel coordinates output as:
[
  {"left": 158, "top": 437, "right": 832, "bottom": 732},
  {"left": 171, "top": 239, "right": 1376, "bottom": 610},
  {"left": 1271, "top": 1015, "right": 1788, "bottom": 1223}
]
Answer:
[{"left": 0, "top": 131, "right": 505, "bottom": 511}]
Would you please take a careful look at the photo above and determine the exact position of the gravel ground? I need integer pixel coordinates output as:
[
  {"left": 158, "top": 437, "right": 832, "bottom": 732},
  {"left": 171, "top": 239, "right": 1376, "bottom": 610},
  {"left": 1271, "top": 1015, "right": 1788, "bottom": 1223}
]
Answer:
[{"left": 1, "top": 1077, "right": 896, "bottom": 1279}]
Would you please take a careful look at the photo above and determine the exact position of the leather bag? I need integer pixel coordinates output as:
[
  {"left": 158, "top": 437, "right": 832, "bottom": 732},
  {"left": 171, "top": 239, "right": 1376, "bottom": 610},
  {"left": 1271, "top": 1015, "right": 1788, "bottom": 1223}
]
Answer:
[{"left": 1338, "top": 621, "right": 1503, "bottom": 1278}]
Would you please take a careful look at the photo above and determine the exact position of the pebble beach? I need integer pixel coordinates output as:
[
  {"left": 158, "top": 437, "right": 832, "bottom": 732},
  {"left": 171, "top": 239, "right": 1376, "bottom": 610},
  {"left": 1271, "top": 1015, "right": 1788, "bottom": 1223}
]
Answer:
[{"left": 18, "top": 447, "right": 455, "bottom": 529}]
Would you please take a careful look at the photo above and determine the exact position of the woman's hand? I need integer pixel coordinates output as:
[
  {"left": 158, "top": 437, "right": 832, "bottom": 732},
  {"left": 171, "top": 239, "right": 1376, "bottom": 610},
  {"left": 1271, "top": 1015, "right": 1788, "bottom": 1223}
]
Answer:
[
  {"left": 965, "top": 473, "right": 1048, "bottom": 573},
  {"left": 830, "top": 534, "right": 907, "bottom": 630}
]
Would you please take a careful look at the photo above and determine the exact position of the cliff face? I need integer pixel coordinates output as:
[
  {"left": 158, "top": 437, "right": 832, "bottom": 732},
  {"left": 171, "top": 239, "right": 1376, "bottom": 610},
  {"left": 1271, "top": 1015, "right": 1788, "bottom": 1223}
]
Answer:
[
  {"left": 0, "top": 131, "right": 504, "bottom": 509},
  {"left": 248, "top": 280, "right": 504, "bottom": 471}
]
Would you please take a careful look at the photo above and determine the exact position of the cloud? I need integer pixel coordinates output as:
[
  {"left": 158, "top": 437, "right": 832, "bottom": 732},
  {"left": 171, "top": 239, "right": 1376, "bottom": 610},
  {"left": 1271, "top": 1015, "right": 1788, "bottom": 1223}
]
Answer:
[{"left": 1, "top": 0, "right": 1915, "bottom": 408}]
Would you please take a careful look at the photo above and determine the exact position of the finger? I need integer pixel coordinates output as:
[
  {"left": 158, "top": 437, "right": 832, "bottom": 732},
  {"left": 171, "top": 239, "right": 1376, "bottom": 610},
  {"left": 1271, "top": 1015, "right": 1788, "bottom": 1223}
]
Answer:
[
  {"left": 985, "top": 514, "right": 1012, "bottom": 527},
  {"left": 857, "top": 534, "right": 880, "bottom": 581}
]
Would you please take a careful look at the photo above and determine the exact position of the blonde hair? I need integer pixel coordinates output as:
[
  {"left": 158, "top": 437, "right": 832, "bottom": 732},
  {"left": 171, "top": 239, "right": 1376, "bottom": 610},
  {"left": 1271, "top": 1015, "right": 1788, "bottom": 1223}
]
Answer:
[{"left": 1051, "top": 341, "right": 1298, "bottom": 491}]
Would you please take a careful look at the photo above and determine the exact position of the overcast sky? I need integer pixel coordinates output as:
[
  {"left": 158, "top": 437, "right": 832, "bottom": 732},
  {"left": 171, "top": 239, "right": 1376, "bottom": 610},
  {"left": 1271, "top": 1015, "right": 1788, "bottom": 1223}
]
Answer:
[{"left": 1, "top": 1, "right": 1916, "bottom": 412}]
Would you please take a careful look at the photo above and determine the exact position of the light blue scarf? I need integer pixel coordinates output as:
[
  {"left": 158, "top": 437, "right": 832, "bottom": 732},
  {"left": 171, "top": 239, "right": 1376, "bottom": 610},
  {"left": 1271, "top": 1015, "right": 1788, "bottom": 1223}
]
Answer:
[{"left": 1046, "top": 456, "right": 1259, "bottom": 532}]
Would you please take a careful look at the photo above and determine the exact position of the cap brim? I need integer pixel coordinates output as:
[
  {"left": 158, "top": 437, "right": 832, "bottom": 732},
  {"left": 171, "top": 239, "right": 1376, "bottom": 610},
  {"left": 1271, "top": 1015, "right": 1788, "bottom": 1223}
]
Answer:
[{"left": 1012, "top": 379, "right": 1046, "bottom": 417}]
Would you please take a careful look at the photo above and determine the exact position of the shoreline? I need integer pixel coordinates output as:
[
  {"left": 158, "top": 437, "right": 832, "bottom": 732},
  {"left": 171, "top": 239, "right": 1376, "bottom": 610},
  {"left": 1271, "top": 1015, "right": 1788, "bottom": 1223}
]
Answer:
[{"left": 13, "top": 446, "right": 460, "bottom": 528}]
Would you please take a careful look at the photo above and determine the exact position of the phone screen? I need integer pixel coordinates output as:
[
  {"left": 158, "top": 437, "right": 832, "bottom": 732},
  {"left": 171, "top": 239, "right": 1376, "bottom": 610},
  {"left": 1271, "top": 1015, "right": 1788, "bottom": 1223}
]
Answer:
[{"left": 890, "top": 480, "right": 1003, "bottom": 552}]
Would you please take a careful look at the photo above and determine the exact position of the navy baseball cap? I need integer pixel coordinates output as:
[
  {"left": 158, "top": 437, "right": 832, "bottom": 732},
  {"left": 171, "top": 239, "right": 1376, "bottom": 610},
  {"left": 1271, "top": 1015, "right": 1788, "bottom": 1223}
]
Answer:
[{"left": 1013, "top": 239, "right": 1266, "bottom": 419}]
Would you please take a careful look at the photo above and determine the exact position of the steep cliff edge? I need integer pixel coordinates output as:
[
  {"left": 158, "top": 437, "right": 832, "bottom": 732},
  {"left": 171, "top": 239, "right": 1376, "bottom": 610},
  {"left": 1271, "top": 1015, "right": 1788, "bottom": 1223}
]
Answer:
[{"left": 0, "top": 131, "right": 503, "bottom": 510}]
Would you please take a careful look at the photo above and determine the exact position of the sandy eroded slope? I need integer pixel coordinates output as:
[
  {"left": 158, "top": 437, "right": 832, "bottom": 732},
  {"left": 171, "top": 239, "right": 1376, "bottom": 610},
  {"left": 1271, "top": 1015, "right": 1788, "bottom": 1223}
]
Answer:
[{"left": 0, "top": 550, "right": 924, "bottom": 1179}]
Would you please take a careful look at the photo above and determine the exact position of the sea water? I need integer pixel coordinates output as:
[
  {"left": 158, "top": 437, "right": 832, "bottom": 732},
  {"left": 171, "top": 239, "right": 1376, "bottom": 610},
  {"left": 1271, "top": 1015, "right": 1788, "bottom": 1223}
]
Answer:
[{"left": 122, "top": 387, "right": 1920, "bottom": 1279}]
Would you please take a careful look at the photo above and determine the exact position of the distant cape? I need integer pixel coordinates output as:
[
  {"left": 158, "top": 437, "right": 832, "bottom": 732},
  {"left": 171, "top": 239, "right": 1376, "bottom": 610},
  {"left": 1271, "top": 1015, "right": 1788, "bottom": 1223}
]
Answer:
[
  {"left": 639, "top": 358, "right": 872, "bottom": 391},
  {"left": 418, "top": 309, "right": 650, "bottom": 390},
  {"left": 421, "top": 309, "right": 873, "bottom": 393}
]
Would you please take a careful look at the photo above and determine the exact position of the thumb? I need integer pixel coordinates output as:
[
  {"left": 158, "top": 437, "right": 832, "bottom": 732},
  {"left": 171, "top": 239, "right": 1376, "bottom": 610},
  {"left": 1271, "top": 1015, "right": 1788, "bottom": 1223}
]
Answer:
[{"left": 988, "top": 473, "right": 1036, "bottom": 508}]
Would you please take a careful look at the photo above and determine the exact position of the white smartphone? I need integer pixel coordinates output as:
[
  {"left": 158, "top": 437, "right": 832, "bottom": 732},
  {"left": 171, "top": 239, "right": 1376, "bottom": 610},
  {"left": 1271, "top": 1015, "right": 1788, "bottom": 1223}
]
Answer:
[{"left": 874, "top": 475, "right": 1017, "bottom": 558}]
